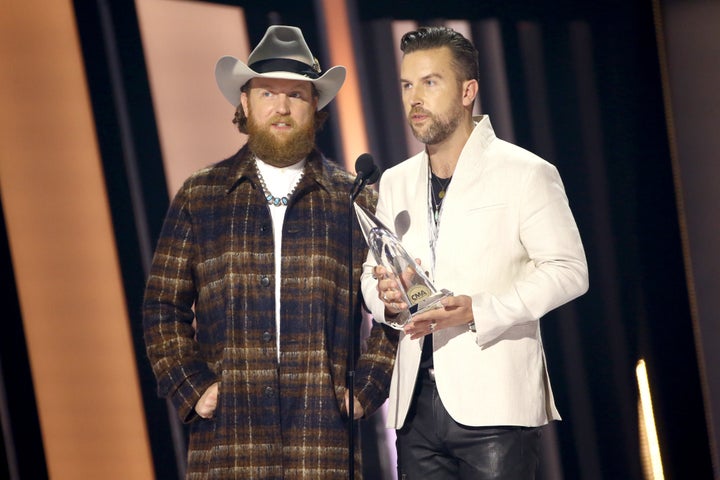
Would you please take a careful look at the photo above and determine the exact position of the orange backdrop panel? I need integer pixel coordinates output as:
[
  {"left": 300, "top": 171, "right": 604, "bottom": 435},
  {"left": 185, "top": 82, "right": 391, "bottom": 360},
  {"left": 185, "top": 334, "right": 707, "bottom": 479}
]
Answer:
[
  {"left": 135, "top": 0, "right": 250, "bottom": 198},
  {"left": 320, "top": 0, "right": 369, "bottom": 170},
  {"left": 0, "top": 1, "right": 154, "bottom": 479}
]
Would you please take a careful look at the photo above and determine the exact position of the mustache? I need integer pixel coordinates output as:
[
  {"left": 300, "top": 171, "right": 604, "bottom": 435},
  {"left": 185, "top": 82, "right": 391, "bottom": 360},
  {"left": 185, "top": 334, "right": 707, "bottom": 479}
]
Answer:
[
  {"left": 269, "top": 115, "right": 295, "bottom": 127},
  {"left": 408, "top": 107, "right": 432, "bottom": 117}
]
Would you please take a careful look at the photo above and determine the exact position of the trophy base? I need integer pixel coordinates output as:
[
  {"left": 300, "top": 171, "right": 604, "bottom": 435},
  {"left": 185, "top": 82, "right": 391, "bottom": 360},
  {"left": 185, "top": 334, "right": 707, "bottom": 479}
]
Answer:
[
  {"left": 385, "top": 289, "right": 454, "bottom": 330},
  {"left": 410, "top": 288, "right": 454, "bottom": 316}
]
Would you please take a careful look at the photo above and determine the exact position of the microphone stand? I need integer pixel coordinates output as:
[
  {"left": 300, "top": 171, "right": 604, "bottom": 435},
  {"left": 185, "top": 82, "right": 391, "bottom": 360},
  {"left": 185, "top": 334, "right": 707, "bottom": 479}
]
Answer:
[
  {"left": 348, "top": 189, "right": 356, "bottom": 479},
  {"left": 347, "top": 177, "right": 370, "bottom": 480}
]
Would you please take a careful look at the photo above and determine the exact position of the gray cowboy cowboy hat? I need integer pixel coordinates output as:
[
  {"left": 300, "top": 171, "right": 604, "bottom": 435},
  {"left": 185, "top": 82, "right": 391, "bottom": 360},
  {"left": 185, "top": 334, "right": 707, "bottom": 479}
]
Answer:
[{"left": 215, "top": 25, "right": 346, "bottom": 110}]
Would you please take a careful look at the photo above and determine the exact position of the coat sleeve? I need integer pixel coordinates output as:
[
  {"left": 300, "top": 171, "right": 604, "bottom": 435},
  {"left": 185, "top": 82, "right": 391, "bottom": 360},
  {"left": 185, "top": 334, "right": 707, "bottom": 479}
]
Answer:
[
  {"left": 142, "top": 185, "right": 218, "bottom": 423},
  {"left": 353, "top": 319, "right": 399, "bottom": 417}
]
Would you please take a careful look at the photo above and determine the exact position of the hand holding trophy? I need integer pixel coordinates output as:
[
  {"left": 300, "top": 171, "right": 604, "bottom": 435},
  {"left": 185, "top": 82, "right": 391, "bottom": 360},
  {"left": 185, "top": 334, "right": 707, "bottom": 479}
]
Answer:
[{"left": 354, "top": 204, "right": 452, "bottom": 330}]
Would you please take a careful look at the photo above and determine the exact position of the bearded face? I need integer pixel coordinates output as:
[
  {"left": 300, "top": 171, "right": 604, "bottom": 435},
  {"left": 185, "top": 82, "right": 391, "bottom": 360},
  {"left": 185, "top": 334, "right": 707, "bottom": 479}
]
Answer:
[
  {"left": 400, "top": 47, "right": 470, "bottom": 146},
  {"left": 407, "top": 102, "right": 463, "bottom": 145},
  {"left": 240, "top": 78, "right": 319, "bottom": 167},
  {"left": 245, "top": 109, "right": 316, "bottom": 167}
]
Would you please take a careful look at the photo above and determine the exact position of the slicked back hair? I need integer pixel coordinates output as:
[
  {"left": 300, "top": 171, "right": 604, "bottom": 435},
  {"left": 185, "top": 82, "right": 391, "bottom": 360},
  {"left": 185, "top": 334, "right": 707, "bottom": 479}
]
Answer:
[{"left": 400, "top": 26, "right": 479, "bottom": 84}]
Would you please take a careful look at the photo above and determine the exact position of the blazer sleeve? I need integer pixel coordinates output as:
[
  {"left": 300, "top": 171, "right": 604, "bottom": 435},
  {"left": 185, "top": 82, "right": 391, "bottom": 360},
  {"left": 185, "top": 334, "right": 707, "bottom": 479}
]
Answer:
[{"left": 471, "top": 161, "right": 589, "bottom": 346}]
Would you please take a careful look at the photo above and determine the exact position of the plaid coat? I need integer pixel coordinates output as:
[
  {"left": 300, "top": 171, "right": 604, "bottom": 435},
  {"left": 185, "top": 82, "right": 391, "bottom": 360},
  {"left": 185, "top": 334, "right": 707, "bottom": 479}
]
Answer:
[{"left": 143, "top": 146, "right": 398, "bottom": 479}]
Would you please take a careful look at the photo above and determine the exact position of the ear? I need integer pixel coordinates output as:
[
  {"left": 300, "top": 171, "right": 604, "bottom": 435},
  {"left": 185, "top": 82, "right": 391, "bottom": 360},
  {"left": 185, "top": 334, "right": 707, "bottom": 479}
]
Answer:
[
  {"left": 461, "top": 79, "right": 479, "bottom": 108},
  {"left": 239, "top": 90, "right": 249, "bottom": 113}
]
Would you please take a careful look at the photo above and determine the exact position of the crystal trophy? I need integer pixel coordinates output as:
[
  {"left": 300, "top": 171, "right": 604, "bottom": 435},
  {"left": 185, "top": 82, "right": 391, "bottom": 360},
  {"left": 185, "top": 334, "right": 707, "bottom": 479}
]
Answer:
[{"left": 354, "top": 203, "right": 452, "bottom": 330}]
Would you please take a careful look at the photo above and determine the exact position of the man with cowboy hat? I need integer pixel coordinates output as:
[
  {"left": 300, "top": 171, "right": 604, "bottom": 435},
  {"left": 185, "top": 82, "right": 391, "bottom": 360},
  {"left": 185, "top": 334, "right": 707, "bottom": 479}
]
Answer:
[{"left": 143, "top": 25, "right": 397, "bottom": 479}]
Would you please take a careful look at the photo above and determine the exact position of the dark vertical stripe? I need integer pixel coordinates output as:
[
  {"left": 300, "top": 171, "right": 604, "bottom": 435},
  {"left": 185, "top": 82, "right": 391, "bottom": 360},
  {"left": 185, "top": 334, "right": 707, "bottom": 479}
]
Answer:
[
  {"left": 0, "top": 195, "right": 49, "bottom": 480},
  {"left": 358, "top": 19, "right": 409, "bottom": 169}
]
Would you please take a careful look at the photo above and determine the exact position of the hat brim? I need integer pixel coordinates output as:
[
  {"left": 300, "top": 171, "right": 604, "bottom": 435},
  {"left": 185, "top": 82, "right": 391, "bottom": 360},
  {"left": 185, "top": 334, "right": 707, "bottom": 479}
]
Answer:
[{"left": 215, "top": 56, "right": 346, "bottom": 110}]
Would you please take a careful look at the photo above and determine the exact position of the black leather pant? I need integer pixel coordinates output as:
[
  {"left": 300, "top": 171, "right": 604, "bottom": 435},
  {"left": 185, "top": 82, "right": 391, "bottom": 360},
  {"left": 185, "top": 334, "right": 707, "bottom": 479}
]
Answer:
[{"left": 396, "top": 370, "right": 541, "bottom": 480}]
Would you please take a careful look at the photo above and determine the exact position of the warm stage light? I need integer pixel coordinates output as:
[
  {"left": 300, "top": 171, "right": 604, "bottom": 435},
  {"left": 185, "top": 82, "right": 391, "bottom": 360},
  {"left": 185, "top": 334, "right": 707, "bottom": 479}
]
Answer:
[{"left": 636, "top": 359, "right": 665, "bottom": 480}]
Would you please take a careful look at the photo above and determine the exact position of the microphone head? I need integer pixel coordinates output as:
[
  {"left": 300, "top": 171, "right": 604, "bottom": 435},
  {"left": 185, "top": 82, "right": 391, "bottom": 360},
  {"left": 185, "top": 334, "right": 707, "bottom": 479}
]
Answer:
[
  {"left": 366, "top": 167, "right": 381, "bottom": 185},
  {"left": 354, "top": 153, "right": 376, "bottom": 180}
]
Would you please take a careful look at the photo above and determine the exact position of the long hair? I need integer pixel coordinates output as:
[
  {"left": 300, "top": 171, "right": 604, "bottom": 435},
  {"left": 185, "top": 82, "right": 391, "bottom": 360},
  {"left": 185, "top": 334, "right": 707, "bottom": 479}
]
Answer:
[{"left": 400, "top": 26, "right": 479, "bottom": 83}]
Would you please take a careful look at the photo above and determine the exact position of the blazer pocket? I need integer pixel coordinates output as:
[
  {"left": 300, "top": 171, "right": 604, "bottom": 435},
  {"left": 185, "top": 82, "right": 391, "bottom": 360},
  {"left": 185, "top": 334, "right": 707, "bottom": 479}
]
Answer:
[{"left": 451, "top": 203, "right": 514, "bottom": 254}]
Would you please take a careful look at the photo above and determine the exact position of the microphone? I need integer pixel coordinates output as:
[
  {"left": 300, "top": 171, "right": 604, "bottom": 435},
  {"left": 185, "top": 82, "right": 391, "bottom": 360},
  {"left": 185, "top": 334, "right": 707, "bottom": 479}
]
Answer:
[
  {"left": 350, "top": 153, "right": 379, "bottom": 201},
  {"left": 366, "top": 166, "right": 381, "bottom": 185},
  {"left": 347, "top": 152, "right": 379, "bottom": 478}
]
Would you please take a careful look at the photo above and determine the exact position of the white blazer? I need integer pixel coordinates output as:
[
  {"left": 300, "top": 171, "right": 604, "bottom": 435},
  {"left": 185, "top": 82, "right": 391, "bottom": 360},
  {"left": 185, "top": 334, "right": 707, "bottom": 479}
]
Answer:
[{"left": 361, "top": 116, "right": 588, "bottom": 429}]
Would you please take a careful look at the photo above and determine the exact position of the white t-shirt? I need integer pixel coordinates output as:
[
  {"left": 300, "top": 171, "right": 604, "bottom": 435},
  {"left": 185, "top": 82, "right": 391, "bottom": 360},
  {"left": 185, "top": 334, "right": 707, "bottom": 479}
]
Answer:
[{"left": 254, "top": 157, "right": 306, "bottom": 361}]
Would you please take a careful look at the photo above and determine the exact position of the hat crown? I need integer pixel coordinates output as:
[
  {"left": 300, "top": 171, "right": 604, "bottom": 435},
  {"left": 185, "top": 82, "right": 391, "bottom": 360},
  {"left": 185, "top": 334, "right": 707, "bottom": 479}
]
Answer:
[
  {"left": 214, "top": 25, "right": 346, "bottom": 110},
  {"left": 248, "top": 26, "right": 317, "bottom": 72}
]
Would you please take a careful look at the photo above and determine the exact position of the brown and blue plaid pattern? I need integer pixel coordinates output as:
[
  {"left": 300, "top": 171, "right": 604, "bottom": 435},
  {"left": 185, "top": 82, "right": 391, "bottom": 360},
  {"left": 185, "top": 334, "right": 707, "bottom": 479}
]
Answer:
[{"left": 143, "top": 147, "right": 398, "bottom": 479}]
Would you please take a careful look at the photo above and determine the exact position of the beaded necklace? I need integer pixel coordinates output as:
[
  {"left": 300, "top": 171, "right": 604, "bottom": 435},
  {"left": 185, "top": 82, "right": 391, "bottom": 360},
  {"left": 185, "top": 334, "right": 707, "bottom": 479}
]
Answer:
[{"left": 254, "top": 158, "right": 304, "bottom": 207}]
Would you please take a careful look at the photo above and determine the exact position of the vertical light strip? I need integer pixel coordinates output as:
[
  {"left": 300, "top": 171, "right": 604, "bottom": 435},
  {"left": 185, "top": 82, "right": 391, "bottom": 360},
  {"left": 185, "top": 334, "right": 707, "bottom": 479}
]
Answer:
[
  {"left": 0, "top": 2, "right": 154, "bottom": 479},
  {"left": 636, "top": 359, "right": 665, "bottom": 479},
  {"left": 135, "top": 0, "right": 250, "bottom": 197},
  {"left": 318, "top": 0, "right": 369, "bottom": 171}
]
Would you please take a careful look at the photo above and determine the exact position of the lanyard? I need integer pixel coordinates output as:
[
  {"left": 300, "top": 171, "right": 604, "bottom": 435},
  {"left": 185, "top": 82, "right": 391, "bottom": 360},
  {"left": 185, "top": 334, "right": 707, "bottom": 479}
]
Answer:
[{"left": 427, "top": 161, "right": 441, "bottom": 280}]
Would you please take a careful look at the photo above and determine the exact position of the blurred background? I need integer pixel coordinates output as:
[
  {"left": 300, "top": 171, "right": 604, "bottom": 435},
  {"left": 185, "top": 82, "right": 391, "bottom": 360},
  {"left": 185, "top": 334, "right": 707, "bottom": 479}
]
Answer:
[{"left": 1, "top": 0, "right": 718, "bottom": 478}]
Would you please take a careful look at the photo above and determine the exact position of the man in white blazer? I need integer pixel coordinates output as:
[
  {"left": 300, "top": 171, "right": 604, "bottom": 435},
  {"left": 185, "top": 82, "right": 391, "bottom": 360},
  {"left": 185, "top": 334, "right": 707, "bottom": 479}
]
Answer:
[{"left": 360, "top": 26, "right": 589, "bottom": 479}]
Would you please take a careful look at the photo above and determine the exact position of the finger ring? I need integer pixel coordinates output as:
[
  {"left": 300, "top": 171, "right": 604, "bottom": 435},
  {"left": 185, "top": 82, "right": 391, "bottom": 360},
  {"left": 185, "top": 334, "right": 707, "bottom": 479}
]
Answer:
[
  {"left": 429, "top": 322, "right": 436, "bottom": 332},
  {"left": 383, "top": 293, "right": 388, "bottom": 301}
]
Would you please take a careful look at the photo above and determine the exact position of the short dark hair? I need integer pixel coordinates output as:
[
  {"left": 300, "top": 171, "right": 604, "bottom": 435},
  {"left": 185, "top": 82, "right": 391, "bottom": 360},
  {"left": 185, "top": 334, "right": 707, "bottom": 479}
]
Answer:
[{"left": 400, "top": 26, "right": 479, "bottom": 83}]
